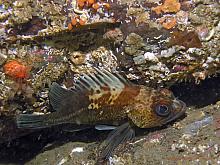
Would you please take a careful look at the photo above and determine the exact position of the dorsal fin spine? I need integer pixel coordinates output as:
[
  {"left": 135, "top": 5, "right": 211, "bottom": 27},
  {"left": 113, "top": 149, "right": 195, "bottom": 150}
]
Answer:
[
  {"left": 83, "top": 74, "right": 99, "bottom": 89},
  {"left": 90, "top": 73, "right": 105, "bottom": 86},
  {"left": 72, "top": 68, "right": 131, "bottom": 97},
  {"left": 102, "top": 70, "right": 116, "bottom": 84},
  {"left": 74, "top": 83, "right": 84, "bottom": 91},
  {"left": 114, "top": 72, "right": 128, "bottom": 84},
  {"left": 76, "top": 78, "right": 91, "bottom": 90},
  {"left": 103, "top": 69, "right": 124, "bottom": 87}
]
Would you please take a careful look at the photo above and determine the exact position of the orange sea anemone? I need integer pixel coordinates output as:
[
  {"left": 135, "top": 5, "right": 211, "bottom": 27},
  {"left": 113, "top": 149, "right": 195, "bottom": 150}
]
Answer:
[{"left": 3, "top": 60, "right": 30, "bottom": 79}]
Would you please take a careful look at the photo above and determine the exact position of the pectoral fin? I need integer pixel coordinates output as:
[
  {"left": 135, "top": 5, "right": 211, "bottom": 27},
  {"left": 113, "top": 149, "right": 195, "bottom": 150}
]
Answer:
[{"left": 99, "top": 122, "right": 135, "bottom": 160}]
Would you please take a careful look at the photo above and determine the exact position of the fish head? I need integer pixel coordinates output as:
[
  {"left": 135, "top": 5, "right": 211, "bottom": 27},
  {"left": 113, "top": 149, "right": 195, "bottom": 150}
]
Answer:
[{"left": 128, "top": 88, "right": 186, "bottom": 128}]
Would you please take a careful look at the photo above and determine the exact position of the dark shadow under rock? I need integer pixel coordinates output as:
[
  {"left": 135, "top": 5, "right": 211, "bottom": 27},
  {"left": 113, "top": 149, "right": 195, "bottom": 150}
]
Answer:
[{"left": 171, "top": 76, "right": 220, "bottom": 107}]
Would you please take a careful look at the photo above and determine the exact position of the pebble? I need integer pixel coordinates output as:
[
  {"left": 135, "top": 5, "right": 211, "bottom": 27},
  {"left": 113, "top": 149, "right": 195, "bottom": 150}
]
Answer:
[
  {"left": 183, "top": 116, "right": 213, "bottom": 137},
  {"left": 144, "top": 52, "right": 159, "bottom": 62}
]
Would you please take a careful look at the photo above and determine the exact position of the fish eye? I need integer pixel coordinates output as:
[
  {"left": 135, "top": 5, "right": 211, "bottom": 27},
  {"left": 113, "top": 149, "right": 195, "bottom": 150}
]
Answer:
[{"left": 155, "top": 104, "right": 171, "bottom": 117}]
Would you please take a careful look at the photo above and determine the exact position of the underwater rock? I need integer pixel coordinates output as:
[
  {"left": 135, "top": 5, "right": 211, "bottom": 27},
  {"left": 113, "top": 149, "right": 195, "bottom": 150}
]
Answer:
[
  {"left": 0, "top": 0, "right": 219, "bottom": 154},
  {"left": 168, "top": 30, "right": 202, "bottom": 49},
  {"left": 183, "top": 116, "right": 213, "bottom": 137}
]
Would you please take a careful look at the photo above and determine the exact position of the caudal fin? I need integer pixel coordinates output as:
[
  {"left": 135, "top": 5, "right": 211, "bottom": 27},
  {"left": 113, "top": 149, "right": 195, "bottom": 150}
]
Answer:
[{"left": 16, "top": 114, "right": 48, "bottom": 129}]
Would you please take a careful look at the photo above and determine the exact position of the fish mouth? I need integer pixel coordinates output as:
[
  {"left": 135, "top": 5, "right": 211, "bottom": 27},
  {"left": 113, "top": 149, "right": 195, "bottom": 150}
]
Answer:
[{"left": 165, "top": 99, "right": 186, "bottom": 124}]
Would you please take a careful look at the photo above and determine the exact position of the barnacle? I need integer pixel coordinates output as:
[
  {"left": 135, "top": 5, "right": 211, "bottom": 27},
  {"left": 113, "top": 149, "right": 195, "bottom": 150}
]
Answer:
[
  {"left": 3, "top": 60, "right": 30, "bottom": 79},
  {"left": 152, "top": 0, "right": 181, "bottom": 15},
  {"left": 168, "top": 31, "right": 202, "bottom": 49}
]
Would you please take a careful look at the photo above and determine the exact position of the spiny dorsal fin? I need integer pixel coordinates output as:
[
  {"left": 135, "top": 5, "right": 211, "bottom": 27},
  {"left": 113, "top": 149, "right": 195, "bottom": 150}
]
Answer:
[
  {"left": 49, "top": 68, "right": 140, "bottom": 112},
  {"left": 72, "top": 68, "right": 129, "bottom": 93},
  {"left": 72, "top": 68, "right": 139, "bottom": 110}
]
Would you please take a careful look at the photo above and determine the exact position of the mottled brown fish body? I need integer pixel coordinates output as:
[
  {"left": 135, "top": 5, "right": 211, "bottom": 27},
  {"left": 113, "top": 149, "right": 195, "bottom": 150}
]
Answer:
[
  {"left": 76, "top": 85, "right": 141, "bottom": 124},
  {"left": 17, "top": 68, "right": 185, "bottom": 129},
  {"left": 16, "top": 68, "right": 186, "bottom": 160}
]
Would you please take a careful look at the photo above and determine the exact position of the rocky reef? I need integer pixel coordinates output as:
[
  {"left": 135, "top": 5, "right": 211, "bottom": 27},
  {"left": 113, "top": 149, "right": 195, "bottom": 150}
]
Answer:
[{"left": 0, "top": 0, "right": 220, "bottom": 164}]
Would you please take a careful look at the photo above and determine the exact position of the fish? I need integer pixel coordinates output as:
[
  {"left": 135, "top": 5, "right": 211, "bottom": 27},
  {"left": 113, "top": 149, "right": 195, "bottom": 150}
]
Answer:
[{"left": 16, "top": 68, "right": 186, "bottom": 159}]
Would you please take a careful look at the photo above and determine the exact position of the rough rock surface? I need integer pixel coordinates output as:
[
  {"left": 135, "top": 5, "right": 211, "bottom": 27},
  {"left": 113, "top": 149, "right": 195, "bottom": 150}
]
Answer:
[{"left": 0, "top": 0, "right": 220, "bottom": 164}]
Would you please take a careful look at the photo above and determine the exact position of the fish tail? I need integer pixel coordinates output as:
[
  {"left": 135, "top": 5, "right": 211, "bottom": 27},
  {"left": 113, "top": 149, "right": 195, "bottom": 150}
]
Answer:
[{"left": 16, "top": 114, "right": 49, "bottom": 129}]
